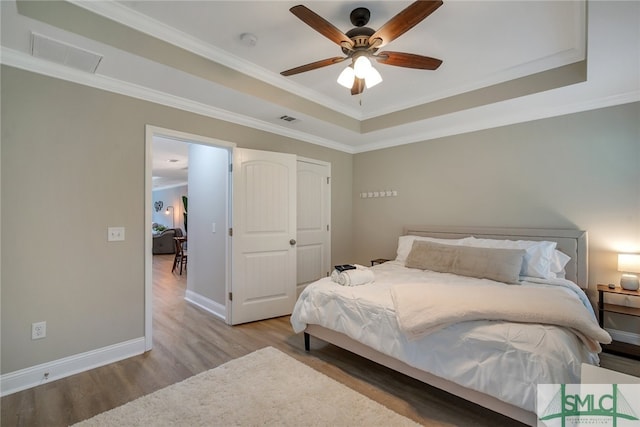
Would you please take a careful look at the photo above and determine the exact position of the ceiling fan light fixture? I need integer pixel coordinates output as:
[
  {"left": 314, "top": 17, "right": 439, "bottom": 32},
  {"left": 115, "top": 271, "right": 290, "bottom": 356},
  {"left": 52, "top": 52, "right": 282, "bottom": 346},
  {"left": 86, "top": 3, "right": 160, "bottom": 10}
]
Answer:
[
  {"left": 282, "top": 3, "right": 444, "bottom": 95},
  {"left": 364, "top": 66, "right": 382, "bottom": 88},
  {"left": 353, "top": 55, "right": 372, "bottom": 79},
  {"left": 337, "top": 66, "right": 355, "bottom": 88}
]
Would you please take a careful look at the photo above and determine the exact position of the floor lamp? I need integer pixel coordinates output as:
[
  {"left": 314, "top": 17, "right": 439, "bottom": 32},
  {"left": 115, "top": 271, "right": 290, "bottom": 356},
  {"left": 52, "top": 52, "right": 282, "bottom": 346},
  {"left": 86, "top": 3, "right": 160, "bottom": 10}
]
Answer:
[{"left": 165, "top": 206, "right": 175, "bottom": 229}]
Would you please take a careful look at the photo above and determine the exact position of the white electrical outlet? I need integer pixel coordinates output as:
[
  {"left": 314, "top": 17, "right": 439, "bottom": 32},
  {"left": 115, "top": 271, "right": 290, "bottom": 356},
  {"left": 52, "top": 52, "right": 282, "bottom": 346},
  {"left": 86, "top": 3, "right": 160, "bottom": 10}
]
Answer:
[
  {"left": 108, "top": 227, "right": 125, "bottom": 241},
  {"left": 32, "top": 321, "right": 46, "bottom": 340}
]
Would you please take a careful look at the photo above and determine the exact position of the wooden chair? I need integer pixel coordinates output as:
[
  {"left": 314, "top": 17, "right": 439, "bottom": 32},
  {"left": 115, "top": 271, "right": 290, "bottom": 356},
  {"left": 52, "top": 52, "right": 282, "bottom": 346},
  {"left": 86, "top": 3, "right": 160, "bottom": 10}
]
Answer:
[{"left": 172, "top": 237, "right": 187, "bottom": 275}]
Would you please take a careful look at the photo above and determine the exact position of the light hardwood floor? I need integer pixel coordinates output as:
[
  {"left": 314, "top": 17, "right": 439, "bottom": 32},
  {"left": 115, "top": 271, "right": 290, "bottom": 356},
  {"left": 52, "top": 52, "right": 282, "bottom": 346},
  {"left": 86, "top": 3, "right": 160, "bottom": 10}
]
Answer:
[{"left": 2, "top": 255, "right": 638, "bottom": 426}]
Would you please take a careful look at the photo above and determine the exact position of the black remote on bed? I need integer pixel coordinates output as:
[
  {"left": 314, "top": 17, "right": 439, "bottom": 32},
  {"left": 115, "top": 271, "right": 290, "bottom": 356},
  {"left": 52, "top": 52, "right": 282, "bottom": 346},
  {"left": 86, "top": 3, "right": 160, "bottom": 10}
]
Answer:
[{"left": 334, "top": 264, "right": 356, "bottom": 272}]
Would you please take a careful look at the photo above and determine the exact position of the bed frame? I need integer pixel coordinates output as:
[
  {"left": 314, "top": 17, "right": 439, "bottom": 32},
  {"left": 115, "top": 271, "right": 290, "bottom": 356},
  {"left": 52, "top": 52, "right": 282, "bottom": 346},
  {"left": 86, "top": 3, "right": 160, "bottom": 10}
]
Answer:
[{"left": 303, "top": 226, "right": 588, "bottom": 426}]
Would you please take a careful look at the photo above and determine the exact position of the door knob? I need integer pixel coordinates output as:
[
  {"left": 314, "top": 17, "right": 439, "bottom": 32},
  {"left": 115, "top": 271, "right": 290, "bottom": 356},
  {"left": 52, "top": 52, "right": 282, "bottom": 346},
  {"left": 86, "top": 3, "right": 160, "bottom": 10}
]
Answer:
[{"left": 289, "top": 239, "right": 297, "bottom": 246}]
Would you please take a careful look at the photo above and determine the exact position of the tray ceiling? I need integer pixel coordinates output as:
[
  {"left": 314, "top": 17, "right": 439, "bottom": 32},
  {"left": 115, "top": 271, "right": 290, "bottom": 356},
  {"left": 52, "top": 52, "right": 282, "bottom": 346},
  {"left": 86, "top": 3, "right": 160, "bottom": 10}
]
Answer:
[{"left": 1, "top": 1, "right": 638, "bottom": 154}]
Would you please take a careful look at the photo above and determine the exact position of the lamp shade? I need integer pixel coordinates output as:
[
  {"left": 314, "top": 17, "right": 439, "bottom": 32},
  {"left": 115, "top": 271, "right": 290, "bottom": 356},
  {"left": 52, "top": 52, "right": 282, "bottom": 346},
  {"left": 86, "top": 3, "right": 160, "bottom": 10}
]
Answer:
[
  {"left": 364, "top": 66, "right": 382, "bottom": 88},
  {"left": 618, "top": 253, "right": 640, "bottom": 273},
  {"left": 618, "top": 253, "right": 640, "bottom": 291},
  {"left": 353, "top": 56, "right": 372, "bottom": 79},
  {"left": 337, "top": 58, "right": 383, "bottom": 91},
  {"left": 337, "top": 66, "right": 355, "bottom": 88}
]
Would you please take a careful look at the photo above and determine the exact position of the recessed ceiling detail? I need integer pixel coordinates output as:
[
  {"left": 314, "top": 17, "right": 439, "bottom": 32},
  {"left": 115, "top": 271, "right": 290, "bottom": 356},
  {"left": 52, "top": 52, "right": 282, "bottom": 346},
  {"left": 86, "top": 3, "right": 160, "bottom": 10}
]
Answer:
[{"left": 3, "top": 0, "right": 637, "bottom": 154}]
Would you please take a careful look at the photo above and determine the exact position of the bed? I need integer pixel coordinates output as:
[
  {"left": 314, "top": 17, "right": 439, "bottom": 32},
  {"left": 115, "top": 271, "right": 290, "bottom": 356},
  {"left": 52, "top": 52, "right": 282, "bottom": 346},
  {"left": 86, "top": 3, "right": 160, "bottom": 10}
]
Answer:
[{"left": 290, "top": 226, "right": 611, "bottom": 426}]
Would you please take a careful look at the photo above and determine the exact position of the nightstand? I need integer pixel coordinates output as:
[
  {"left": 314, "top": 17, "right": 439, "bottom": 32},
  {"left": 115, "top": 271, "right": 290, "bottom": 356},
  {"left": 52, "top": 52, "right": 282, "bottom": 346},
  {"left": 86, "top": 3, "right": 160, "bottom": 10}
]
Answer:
[
  {"left": 371, "top": 258, "right": 390, "bottom": 266},
  {"left": 597, "top": 284, "right": 640, "bottom": 359}
]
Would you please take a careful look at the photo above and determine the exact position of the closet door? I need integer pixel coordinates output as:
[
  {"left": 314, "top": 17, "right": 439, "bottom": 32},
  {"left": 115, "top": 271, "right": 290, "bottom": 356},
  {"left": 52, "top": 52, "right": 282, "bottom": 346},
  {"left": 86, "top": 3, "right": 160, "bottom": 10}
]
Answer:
[
  {"left": 230, "top": 148, "right": 297, "bottom": 325},
  {"left": 296, "top": 158, "right": 331, "bottom": 295}
]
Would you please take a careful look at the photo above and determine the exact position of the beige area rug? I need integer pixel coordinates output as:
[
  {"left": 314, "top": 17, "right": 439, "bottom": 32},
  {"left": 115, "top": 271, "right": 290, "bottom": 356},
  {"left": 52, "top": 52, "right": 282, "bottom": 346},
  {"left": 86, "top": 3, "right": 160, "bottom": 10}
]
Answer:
[{"left": 73, "top": 346, "right": 420, "bottom": 426}]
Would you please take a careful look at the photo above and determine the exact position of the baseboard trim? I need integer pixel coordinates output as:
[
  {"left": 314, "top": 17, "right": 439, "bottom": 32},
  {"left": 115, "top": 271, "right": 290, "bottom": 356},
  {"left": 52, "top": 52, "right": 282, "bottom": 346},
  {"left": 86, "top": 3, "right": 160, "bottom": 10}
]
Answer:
[
  {"left": 607, "top": 328, "right": 640, "bottom": 346},
  {"left": 184, "top": 289, "right": 226, "bottom": 321},
  {"left": 0, "top": 337, "right": 145, "bottom": 396}
]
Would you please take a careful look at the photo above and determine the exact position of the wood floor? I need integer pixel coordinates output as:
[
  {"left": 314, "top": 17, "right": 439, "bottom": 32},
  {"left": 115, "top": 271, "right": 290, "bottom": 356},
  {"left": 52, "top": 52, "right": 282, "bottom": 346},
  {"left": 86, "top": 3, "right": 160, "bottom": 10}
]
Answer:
[{"left": 2, "top": 255, "right": 639, "bottom": 426}]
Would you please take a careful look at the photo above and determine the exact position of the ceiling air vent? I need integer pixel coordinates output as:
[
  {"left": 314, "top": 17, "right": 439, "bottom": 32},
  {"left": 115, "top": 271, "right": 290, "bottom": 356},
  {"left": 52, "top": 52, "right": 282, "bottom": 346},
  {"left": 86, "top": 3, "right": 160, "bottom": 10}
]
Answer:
[
  {"left": 279, "top": 115, "right": 299, "bottom": 123},
  {"left": 31, "top": 32, "right": 103, "bottom": 74}
]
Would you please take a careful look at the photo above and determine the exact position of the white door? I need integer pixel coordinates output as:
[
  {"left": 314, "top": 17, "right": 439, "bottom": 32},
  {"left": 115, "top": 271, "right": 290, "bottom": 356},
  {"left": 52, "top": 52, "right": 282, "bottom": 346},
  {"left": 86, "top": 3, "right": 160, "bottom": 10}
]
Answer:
[
  {"left": 230, "top": 148, "right": 297, "bottom": 325},
  {"left": 296, "top": 158, "right": 331, "bottom": 296}
]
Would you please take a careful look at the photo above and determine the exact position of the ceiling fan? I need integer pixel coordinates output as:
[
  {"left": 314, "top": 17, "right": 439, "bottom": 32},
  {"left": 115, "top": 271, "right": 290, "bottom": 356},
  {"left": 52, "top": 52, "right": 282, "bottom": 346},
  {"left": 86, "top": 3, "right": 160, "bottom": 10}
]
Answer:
[{"left": 281, "top": 0, "right": 443, "bottom": 95}]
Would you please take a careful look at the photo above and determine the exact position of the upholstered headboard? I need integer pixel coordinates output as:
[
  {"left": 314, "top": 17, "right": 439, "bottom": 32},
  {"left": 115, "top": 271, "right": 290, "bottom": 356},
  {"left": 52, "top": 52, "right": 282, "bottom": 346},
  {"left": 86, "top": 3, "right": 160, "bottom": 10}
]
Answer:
[{"left": 403, "top": 226, "right": 588, "bottom": 289}]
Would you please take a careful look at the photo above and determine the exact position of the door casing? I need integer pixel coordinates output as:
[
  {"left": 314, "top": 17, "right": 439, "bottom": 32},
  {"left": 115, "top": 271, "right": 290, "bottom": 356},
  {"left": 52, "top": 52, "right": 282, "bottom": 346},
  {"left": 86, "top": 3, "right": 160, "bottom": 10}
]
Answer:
[{"left": 145, "top": 125, "right": 234, "bottom": 350}]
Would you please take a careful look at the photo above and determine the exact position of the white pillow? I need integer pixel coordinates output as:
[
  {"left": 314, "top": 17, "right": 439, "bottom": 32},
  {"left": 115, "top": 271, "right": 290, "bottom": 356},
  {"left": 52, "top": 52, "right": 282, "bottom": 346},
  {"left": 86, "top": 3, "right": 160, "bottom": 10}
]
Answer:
[
  {"left": 395, "top": 235, "right": 471, "bottom": 263},
  {"left": 461, "top": 237, "right": 557, "bottom": 279},
  {"left": 550, "top": 249, "right": 571, "bottom": 278}
]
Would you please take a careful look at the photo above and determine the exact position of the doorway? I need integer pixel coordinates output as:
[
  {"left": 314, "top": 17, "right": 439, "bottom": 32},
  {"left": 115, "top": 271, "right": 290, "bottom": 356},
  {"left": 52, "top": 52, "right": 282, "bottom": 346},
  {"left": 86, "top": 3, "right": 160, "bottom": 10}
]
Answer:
[
  {"left": 145, "top": 127, "right": 332, "bottom": 345},
  {"left": 145, "top": 125, "right": 234, "bottom": 351}
]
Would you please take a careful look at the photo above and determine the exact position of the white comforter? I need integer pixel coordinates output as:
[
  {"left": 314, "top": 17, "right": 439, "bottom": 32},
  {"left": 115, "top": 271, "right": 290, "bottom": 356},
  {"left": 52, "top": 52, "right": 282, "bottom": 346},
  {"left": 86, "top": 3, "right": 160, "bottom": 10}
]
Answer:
[
  {"left": 391, "top": 282, "right": 611, "bottom": 351},
  {"left": 290, "top": 261, "right": 603, "bottom": 412}
]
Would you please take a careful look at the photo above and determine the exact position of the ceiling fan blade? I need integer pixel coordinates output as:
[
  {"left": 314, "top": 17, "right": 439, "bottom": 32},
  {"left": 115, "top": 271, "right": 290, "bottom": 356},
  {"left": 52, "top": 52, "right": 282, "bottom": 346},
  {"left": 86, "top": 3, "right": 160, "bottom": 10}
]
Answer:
[
  {"left": 281, "top": 57, "right": 347, "bottom": 76},
  {"left": 351, "top": 78, "right": 365, "bottom": 95},
  {"left": 369, "top": 0, "right": 443, "bottom": 48},
  {"left": 375, "top": 51, "right": 442, "bottom": 70},
  {"left": 290, "top": 5, "right": 354, "bottom": 50}
]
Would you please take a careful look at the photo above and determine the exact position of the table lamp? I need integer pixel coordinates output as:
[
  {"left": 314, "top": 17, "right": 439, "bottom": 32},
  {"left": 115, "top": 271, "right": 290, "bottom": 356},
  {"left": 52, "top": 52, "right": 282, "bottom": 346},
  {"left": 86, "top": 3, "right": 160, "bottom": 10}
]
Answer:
[{"left": 618, "top": 253, "right": 640, "bottom": 291}]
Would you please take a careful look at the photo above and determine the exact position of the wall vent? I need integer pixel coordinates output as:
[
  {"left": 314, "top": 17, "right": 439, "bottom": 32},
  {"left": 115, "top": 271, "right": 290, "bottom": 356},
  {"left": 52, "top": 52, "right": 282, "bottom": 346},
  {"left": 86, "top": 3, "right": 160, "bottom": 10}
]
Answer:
[
  {"left": 31, "top": 32, "right": 103, "bottom": 74},
  {"left": 279, "top": 115, "right": 299, "bottom": 123}
]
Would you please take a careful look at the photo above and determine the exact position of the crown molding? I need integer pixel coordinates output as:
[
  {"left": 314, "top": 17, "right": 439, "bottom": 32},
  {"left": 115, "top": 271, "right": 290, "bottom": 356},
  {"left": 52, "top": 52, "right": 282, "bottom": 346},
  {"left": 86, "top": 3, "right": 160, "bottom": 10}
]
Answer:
[
  {"left": 3, "top": 46, "right": 637, "bottom": 155},
  {"left": 360, "top": 47, "right": 586, "bottom": 121},
  {"left": 152, "top": 182, "right": 189, "bottom": 192},
  {"left": 0, "top": 47, "right": 356, "bottom": 154},
  {"left": 353, "top": 90, "right": 640, "bottom": 153},
  {"left": 67, "top": 0, "right": 362, "bottom": 120},
  {"left": 73, "top": 0, "right": 588, "bottom": 123}
]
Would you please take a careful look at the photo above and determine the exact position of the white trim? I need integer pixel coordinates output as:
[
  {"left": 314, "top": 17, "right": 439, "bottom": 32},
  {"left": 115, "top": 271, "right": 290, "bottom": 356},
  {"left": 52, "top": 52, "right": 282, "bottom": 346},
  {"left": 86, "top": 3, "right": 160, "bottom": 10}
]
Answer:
[
  {"left": 0, "top": 338, "right": 145, "bottom": 396},
  {"left": 145, "top": 126, "right": 235, "bottom": 340},
  {"left": 184, "top": 290, "right": 226, "bottom": 321},
  {"left": 607, "top": 328, "right": 640, "bottom": 346},
  {"left": 67, "top": 0, "right": 360, "bottom": 119},
  {"left": 0, "top": 47, "right": 354, "bottom": 154},
  {"left": 152, "top": 181, "right": 189, "bottom": 192},
  {"left": 226, "top": 148, "right": 234, "bottom": 325},
  {"left": 361, "top": 47, "right": 586, "bottom": 121},
  {"left": 68, "top": 0, "right": 589, "bottom": 122},
  {"left": 352, "top": 90, "right": 640, "bottom": 154},
  {"left": 144, "top": 126, "right": 154, "bottom": 351},
  {"left": 296, "top": 156, "right": 331, "bottom": 168},
  {"left": 2, "top": 47, "right": 638, "bottom": 155},
  {"left": 146, "top": 126, "right": 236, "bottom": 151}
]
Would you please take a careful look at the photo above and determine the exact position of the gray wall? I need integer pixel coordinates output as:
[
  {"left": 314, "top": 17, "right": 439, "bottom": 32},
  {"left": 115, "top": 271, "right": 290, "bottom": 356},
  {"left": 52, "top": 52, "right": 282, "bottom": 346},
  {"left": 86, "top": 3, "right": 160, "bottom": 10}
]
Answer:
[
  {"left": 352, "top": 102, "right": 640, "bottom": 333},
  {"left": 187, "top": 144, "right": 229, "bottom": 305},
  {"left": 0, "top": 66, "right": 353, "bottom": 374},
  {"left": 2, "top": 63, "right": 638, "bottom": 376}
]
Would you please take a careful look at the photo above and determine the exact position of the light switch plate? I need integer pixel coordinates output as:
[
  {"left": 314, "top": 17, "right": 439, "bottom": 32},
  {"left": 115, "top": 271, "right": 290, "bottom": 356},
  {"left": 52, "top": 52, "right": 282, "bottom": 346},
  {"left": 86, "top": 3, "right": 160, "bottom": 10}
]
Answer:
[{"left": 108, "top": 227, "right": 125, "bottom": 241}]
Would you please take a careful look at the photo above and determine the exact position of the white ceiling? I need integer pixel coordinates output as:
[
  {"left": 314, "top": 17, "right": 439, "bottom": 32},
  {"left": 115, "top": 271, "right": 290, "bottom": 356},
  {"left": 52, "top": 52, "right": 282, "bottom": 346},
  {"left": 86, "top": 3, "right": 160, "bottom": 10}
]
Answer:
[
  {"left": 152, "top": 136, "right": 190, "bottom": 190},
  {"left": 1, "top": 1, "right": 639, "bottom": 185},
  {"left": 115, "top": 0, "right": 585, "bottom": 118}
]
